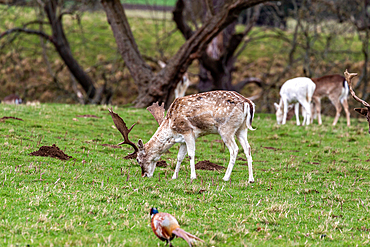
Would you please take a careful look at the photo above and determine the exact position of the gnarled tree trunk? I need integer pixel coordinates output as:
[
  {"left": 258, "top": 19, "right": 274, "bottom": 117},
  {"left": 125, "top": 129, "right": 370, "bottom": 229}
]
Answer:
[
  {"left": 173, "top": 0, "right": 263, "bottom": 93},
  {"left": 101, "top": 0, "right": 268, "bottom": 108}
]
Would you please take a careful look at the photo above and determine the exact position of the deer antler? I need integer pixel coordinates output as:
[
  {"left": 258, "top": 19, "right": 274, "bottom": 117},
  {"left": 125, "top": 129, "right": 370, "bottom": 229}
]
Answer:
[
  {"left": 344, "top": 70, "right": 370, "bottom": 107},
  {"left": 108, "top": 108, "right": 138, "bottom": 159},
  {"left": 344, "top": 70, "right": 370, "bottom": 134},
  {"left": 147, "top": 102, "right": 165, "bottom": 125}
]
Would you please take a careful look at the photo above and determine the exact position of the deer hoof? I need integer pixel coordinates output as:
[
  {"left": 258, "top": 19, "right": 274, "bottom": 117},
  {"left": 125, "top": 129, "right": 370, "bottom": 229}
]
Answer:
[
  {"left": 171, "top": 175, "right": 178, "bottom": 180},
  {"left": 222, "top": 176, "right": 230, "bottom": 181}
]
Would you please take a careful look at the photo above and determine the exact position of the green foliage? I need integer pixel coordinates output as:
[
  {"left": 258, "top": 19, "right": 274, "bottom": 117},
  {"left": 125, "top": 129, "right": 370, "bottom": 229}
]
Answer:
[
  {"left": 122, "top": 0, "right": 176, "bottom": 6},
  {"left": 1, "top": 103, "right": 370, "bottom": 246}
]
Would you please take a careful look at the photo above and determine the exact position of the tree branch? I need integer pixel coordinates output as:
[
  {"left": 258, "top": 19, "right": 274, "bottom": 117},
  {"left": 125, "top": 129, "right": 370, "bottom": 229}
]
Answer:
[
  {"left": 173, "top": 0, "right": 194, "bottom": 39},
  {"left": 0, "top": 28, "right": 54, "bottom": 43},
  {"left": 205, "top": 0, "right": 216, "bottom": 16}
]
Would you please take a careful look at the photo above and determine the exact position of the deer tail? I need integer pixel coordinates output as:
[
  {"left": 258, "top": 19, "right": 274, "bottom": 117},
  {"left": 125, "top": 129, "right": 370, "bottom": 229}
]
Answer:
[
  {"left": 340, "top": 80, "right": 350, "bottom": 103},
  {"left": 172, "top": 228, "right": 204, "bottom": 247},
  {"left": 244, "top": 101, "right": 256, "bottom": 131}
]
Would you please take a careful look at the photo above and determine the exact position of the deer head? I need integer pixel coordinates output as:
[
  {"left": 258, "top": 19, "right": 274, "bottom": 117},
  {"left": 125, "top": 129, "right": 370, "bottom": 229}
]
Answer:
[
  {"left": 344, "top": 70, "right": 370, "bottom": 133},
  {"left": 109, "top": 102, "right": 166, "bottom": 177}
]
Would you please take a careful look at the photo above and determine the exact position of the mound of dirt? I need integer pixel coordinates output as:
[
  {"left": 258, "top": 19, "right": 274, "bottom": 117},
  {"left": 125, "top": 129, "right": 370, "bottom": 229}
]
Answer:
[
  {"left": 29, "top": 144, "right": 72, "bottom": 160},
  {"left": 195, "top": 160, "right": 225, "bottom": 171},
  {"left": 156, "top": 160, "right": 168, "bottom": 168},
  {"left": 101, "top": 144, "right": 121, "bottom": 148},
  {"left": 124, "top": 153, "right": 137, "bottom": 160},
  {"left": 0, "top": 116, "right": 23, "bottom": 121}
]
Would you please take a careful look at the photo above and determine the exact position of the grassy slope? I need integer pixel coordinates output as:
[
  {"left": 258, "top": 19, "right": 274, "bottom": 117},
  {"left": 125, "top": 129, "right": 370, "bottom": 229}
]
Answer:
[{"left": 1, "top": 103, "right": 370, "bottom": 246}]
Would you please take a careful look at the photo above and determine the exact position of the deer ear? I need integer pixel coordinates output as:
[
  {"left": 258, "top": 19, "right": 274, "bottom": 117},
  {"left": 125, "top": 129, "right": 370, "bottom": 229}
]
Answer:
[
  {"left": 274, "top": 103, "right": 279, "bottom": 110},
  {"left": 138, "top": 139, "right": 144, "bottom": 150},
  {"left": 355, "top": 108, "right": 368, "bottom": 116}
]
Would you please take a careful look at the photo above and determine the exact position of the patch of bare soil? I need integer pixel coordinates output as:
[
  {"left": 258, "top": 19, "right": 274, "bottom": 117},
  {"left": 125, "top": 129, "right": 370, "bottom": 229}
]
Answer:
[
  {"left": 0, "top": 116, "right": 23, "bottom": 121},
  {"left": 76, "top": 115, "right": 100, "bottom": 118},
  {"left": 29, "top": 144, "right": 72, "bottom": 160},
  {"left": 156, "top": 160, "right": 168, "bottom": 168},
  {"left": 101, "top": 144, "right": 121, "bottom": 148},
  {"left": 195, "top": 160, "right": 225, "bottom": 171},
  {"left": 124, "top": 153, "right": 137, "bottom": 160},
  {"left": 263, "top": 146, "right": 278, "bottom": 151}
]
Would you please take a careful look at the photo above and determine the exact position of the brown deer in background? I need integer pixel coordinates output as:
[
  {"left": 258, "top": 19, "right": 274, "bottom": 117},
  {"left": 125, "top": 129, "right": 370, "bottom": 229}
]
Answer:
[
  {"left": 344, "top": 70, "right": 370, "bottom": 133},
  {"left": 109, "top": 91, "right": 256, "bottom": 182},
  {"left": 2, "top": 94, "right": 22, "bottom": 104},
  {"left": 311, "top": 75, "right": 350, "bottom": 126}
]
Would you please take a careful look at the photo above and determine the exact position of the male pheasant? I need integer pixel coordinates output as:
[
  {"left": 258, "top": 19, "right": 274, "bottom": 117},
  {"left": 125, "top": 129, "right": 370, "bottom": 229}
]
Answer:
[{"left": 150, "top": 207, "right": 204, "bottom": 247}]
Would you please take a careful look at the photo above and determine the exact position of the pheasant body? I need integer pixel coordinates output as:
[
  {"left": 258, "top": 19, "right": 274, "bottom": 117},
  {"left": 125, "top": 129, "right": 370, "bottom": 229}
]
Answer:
[{"left": 150, "top": 208, "right": 203, "bottom": 247}]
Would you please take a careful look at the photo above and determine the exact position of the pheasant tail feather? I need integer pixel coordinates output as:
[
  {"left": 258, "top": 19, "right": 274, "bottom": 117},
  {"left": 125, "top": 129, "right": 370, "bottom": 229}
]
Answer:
[{"left": 172, "top": 228, "right": 204, "bottom": 247}]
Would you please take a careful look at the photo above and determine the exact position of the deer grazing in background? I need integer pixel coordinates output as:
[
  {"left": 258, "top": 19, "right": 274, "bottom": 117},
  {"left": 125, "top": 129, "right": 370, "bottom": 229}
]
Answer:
[
  {"left": 274, "top": 77, "right": 316, "bottom": 125},
  {"left": 311, "top": 74, "right": 350, "bottom": 126},
  {"left": 109, "top": 91, "right": 256, "bottom": 182},
  {"left": 158, "top": 60, "right": 191, "bottom": 99},
  {"left": 2, "top": 94, "right": 22, "bottom": 104},
  {"left": 344, "top": 70, "right": 370, "bottom": 133}
]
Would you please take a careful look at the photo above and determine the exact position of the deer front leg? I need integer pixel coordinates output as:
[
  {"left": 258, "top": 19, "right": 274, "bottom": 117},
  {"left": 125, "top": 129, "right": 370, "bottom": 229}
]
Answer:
[
  {"left": 282, "top": 98, "right": 288, "bottom": 125},
  {"left": 312, "top": 97, "right": 322, "bottom": 125},
  {"left": 184, "top": 135, "right": 197, "bottom": 180},
  {"left": 330, "top": 95, "right": 342, "bottom": 126},
  {"left": 294, "top": 102, "right": 300, "bottom": 125},
  {"left": 172, "top": 143, "right": 187, "bottom": 179}
]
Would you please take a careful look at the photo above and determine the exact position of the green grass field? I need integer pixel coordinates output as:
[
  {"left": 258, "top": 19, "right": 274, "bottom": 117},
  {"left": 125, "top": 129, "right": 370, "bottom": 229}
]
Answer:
[{"left": 1, "top": 103, "right": 370, "bottom": 246}]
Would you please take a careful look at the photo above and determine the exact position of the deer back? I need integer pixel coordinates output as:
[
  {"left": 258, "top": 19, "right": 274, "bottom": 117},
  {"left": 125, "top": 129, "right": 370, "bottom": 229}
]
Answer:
[
  {"left": 311, "top": 75, "right": 346, "bottom": 98},
  {"left": 164, "top": 91, "right": 254, "bottom": 136},
  {"left": 280, "top": 77, "right": 315, "bottom": 101}
]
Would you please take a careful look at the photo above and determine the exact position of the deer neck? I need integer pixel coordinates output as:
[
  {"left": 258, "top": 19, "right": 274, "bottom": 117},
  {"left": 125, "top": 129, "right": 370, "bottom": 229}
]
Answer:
[{"left": 144, "top": 121, "right": 176, "bottom": 158}]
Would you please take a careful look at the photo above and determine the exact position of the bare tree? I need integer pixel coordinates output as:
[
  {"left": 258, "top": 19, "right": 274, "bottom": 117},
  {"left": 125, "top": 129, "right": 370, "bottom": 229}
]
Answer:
[
  {"left": 0, "top": 0, "right": 112, "bottom": 104},
  {"left": 100, "top": 0, "right": 269, "bottom": 108},
  {"left": 322, "top": 0, "right": 370, "bottom": 100},
  {"left": 173, "top": 0, "right": 264, "bottom": 93}
]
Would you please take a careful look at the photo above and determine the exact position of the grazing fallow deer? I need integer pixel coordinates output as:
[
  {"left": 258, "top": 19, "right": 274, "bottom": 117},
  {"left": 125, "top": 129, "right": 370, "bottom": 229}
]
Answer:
[
  {"left": 3, "top": 94, "right": 22, "bottom": 104},
  {"left": 344, "top": 70, "right": 370, "bottom": 133},
  {"left": 274, "top": 77, "right": 316, "bottom": 125},
  {"left": 311, "top": 74, "right": 350, "bottom": 126},
  {"left": 109, "top": 91, "right": 256, "bottom": 182}
]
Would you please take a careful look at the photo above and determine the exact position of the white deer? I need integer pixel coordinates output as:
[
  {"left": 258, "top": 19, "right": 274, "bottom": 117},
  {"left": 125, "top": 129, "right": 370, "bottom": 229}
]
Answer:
[
  {"left": 274, "top": 77, "right": 316, "bottom": 125},
  {"left": 109, "top": 91, "right": 256, "bottom": 182},
  {"left": 311, "top": 74, "right": 350, "bottom": 126}
]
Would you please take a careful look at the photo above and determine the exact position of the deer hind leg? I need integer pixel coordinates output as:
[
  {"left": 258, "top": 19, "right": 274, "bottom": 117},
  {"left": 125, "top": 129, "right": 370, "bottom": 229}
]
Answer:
[
  {"left": 236, "top": 128, "right": 254, "bottom": 183},
  {"left": 341, "top": 98, "right": 351, "bottom": 126},
  {"left": 183, "top": 134, "right": 197, "bottom": 180},
  {"left": 300, "top": 101, "right": 311, "bottom": 125},
  {"left": 172, "top": 143, "right": 187, "bottom": 179},
  {"left": 219, "top": 129, "right": 239, "bottom": 182},
  {"left": 312, "top": 97, "right": 322, "bottom": 125},
  {"left": 330, "top": 96, "right": 342, "bottom": 126}
]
